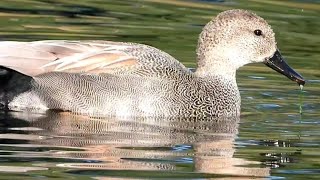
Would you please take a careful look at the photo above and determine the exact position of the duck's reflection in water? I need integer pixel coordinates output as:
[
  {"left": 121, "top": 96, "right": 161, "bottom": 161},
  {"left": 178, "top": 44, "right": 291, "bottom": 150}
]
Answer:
[{"left": 7, "top": 111, "right": 269, "bottom": 178}]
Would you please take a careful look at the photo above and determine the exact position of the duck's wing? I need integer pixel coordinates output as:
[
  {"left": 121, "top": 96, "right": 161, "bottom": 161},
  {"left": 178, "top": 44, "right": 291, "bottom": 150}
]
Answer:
[{"left": 0, "top": 40, "right": 188, "bottom": 77}]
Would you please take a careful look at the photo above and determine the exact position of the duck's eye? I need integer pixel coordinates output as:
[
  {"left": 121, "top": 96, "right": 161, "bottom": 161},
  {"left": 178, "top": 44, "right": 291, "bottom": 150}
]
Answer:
[{"left": 254, "top": 29, "right": 262, "bottom": 36}]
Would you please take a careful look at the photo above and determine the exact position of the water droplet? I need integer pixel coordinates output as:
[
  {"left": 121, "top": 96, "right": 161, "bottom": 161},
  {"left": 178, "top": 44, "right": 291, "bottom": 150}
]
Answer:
[{"left": 299, "top": 85, "right": 304, "bottom": 114}]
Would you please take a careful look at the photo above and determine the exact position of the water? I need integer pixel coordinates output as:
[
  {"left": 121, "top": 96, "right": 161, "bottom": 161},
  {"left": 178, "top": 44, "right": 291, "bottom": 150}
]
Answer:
[
  {"left": 299, "top": 85, "right": 304, "bottom": 114},
  {"left": 0, "top": 0, "right": 319, "bottom": 179}
]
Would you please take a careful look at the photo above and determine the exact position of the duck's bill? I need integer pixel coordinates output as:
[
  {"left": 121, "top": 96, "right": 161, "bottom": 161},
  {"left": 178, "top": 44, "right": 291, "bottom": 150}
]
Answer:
[{"left": 264, "top": 49, "right": 305, "bottom": 86}]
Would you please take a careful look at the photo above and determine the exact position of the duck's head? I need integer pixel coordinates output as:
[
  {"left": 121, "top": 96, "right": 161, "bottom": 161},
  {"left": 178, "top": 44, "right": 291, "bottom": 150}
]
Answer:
[{"left": 196, "top": 9, "right": 305, "bottom": 86}]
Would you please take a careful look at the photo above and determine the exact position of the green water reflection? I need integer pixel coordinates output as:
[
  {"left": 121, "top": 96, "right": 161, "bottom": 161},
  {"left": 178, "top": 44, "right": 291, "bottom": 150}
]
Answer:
[{"left": 0, "top": 0, "right": 319, "bottom": 179}]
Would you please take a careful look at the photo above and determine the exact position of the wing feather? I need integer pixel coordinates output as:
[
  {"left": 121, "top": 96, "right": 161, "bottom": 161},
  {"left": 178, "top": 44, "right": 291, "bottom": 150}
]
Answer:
[
  {"left": 0, "top": 40, "right": 138, "bottom": 76},
  {"left": 49, "top": 52, "right": 135, "bottom": 72}
]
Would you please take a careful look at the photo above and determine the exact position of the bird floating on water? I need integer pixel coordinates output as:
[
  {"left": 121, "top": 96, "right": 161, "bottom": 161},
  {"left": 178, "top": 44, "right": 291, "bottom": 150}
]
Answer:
[{"left": 0, "top": 9, "right": 305, "bottom": 117}]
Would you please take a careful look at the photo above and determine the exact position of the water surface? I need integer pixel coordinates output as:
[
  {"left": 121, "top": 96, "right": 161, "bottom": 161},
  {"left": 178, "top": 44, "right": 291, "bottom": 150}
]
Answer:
[{"left": 0, "top": 0, "right": 319, "bottom": 179}]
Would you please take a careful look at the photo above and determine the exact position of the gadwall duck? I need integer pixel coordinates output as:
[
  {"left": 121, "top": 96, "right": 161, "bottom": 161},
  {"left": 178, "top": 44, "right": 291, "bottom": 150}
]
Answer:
[{"left": 0, "top": 9, "right": 305, "bottom": 117}]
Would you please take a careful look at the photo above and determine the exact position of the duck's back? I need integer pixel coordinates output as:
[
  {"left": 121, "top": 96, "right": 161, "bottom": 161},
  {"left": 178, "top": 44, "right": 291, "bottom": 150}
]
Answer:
[{"left": 0, "top": 40, "right": 188, "bottom": 77}]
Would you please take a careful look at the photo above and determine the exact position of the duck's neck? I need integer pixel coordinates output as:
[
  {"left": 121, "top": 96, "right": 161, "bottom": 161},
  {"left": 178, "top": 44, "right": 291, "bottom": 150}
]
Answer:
[
  {"left": 194, "top": 53, "right": 237, "bottom": 81},
  {"left": 195, "top": 62, "right": 236, "bottom": 79}
]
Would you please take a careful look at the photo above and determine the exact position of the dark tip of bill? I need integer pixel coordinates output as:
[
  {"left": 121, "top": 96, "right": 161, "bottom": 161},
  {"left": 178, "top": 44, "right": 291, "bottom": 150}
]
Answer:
[
  {"left": 296, "top": 78, "right": 305, "bottom": 86},
  {"left": 290, "top": 71, "right": 305, "bottom": 86}
]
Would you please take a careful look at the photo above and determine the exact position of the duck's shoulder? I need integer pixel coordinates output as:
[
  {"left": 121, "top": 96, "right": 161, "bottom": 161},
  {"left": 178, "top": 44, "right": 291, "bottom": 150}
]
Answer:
[{"left": 111, "top": 41, "right": 190, "bottom": 77}]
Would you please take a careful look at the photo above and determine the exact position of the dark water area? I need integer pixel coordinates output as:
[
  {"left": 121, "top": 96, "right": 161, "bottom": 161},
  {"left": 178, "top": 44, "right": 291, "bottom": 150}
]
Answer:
[{"left": 0, "top": 0, "right": 319, "bottom": 179}]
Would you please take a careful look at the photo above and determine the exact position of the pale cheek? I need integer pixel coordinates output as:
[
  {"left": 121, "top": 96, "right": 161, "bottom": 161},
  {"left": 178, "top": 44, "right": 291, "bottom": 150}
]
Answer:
[
  {"left": 246, "top": 39, "right": 271, "bottom": 63},
  {"left": 226, "top": 48, "right": 251, "bottom": 68}
]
